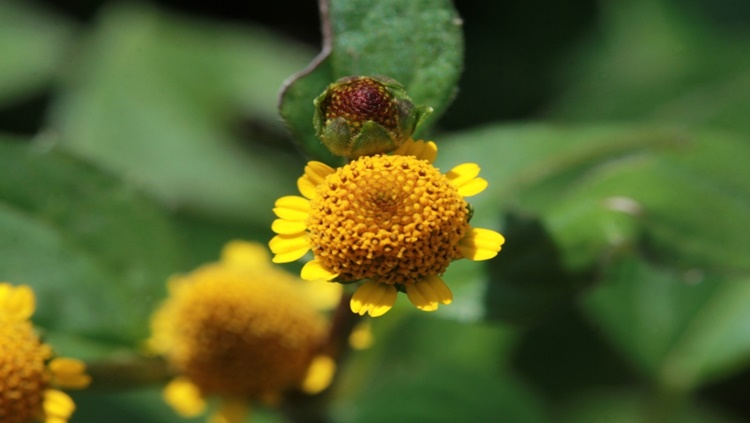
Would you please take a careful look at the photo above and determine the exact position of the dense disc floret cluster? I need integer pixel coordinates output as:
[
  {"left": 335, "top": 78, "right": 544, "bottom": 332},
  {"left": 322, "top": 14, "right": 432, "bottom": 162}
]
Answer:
[
  {"left": 270, "top": 139, "right": 505, "bottom": 317},
  {"left": 308, "top": 154, "right": 468, "bottom": 285},
  {"left": 148, "top": 241, "right": 338, "bottom": 423},
  {"left": 0, "top": 283, "right": 90, "bottom": 423},
  {"left": 0, "top": 315, "right": 51, "bottom": 423}
]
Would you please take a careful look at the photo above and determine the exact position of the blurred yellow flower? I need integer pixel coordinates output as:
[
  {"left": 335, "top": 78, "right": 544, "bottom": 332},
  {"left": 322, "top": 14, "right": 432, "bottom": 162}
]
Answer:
[
  {"left": 0, "top": 283, "right": 91, "bottom": 423},
  {"left": 148, "top": 241, "right": 340, "bottom": 423},
  {"left": 270, "top": 139, "right": 505, "bottom": 317}
]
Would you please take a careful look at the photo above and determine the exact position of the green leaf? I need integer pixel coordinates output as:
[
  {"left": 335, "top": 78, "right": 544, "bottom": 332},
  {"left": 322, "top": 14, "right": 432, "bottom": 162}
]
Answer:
[
  {"left": 279, "top": 58, "right": 343, "bottom": 166},
  {"left": 585, "top": 257, "right": 750, "bottom": 390},
  {"left": 547, "top": 151, "right": 750, "bottom": 273},
  {"left": 559, "top": 390, "right": 743, "bottom": 423},
  {"left": 279, "top": 0, "right": 463, "bottom": 164},
  {"left": 0, "top": 1, "right": 74, "bottom": 106},
  {"left": 547, "top": 0, "right": 750, "bottom": 135},
  {"left": 337, "top": 314, "right": 551, "bottom": 423},
  {"left": 0, "top": 138, "right": 180, "bottom": 345},
  {"left": 439, "top": 124, "right": 750, "bottom": 273},
  {"left": 49, "top": 3, "right": 313, "bottom": 223},
  {"left": 484, "top": 213, "right": 586, "bottom": 325}
]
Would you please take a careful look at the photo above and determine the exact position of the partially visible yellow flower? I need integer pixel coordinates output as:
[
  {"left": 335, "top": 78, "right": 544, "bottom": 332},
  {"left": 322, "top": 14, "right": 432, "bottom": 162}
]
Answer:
[
  {"left": 0, "top": 283, "right": 91, "bottom": 423},
  {"left": 270, "top": 139, "right": 505, "bottom": 317},
  {"left": 148, "top": 241, "right": 339, "bottom": 423}
]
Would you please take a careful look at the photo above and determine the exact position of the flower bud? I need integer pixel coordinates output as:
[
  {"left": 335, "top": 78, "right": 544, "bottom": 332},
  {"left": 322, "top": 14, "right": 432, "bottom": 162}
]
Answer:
[{"left": 313, "top": 76, "right": 432, "bottom": 158}]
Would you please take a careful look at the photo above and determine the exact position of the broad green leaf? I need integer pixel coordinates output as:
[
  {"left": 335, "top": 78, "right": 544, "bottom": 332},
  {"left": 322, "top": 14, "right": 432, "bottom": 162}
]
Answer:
[
  {"left": 279, "top": 58, "right": 342, "bottom": 166},
  {"left": 546, "top": 0, "right": 750, "bottom": 135},
  {"left": 0, "top": 138, "right": 180, "bottom": 346},
  {"left": 438, "top": 124, "right": 750, "bottom": 273},
  {"left": 335, "top": 314, "right": 550, "bottom": 423},
  {"left": 0, "top": 1, "right": 74, "bottom": 106},
  {"left": 559, "top": 390, "right": 742, "bottom": 423},
  {"left": 546, "top": 152, "right": 750, "bottom": 273},
  {"left": 585, "top": 257, "right": 750, "bottom": 390},
  {"left": 279, "top": 0, "right": 463, "bottom": 164},
  {"left": 49, "top": 3, "right": 313, "bottom": 223}
]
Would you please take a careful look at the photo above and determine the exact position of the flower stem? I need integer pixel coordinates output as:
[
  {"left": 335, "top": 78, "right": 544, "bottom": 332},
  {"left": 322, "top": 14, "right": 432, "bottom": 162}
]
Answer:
[{"left": 282, "top": 291, "right": 362, "bottom": 423}]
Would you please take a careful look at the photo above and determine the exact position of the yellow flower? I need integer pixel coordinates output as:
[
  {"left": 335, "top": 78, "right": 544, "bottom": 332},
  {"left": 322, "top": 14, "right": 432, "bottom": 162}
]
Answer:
[
  {"left": 270, "top": 139, "right": 505, "bottom": 317},
  {"left": 0, "top": 283, "right": 91, "bottom": 423},
  {"left": 148, "top": 241, "right": 339, "bottom": 423}
]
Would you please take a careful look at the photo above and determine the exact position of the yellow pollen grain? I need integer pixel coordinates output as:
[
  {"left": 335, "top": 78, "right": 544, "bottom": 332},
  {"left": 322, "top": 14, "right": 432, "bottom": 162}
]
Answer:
[{"left": 307, "top": 154, "right": 469, "bottom": 285}]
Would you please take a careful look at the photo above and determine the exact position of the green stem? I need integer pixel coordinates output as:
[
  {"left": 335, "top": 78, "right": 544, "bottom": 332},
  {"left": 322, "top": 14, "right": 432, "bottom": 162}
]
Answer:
[{"left": 282, "top": 291, "right": 362, "bottom": 423}]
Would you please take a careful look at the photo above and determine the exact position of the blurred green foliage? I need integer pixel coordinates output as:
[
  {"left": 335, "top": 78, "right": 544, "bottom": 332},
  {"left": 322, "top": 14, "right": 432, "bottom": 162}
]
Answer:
[{"left": 1, "top": 0, "right": 750, "bottom": 422}]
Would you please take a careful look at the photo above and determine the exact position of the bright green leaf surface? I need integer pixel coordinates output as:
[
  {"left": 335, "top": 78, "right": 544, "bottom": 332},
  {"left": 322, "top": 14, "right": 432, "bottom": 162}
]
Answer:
[
  {"left": 0, "top": 138, "right": 180, "bottom": 346},
  {"left": 329, "top": 0, "right": 463, "bottom": 120},
  {"left": 279, "top": 0, "right": 463, "bottom": 164},
  {"left": 0, "top": 1, "right": 74, "bottom": 106},
  {"left": 49, "top": 3, "right": 312, "bottom": 222},
  {"left": 586, "top": 257, "right": 750, "bottom": 391}
]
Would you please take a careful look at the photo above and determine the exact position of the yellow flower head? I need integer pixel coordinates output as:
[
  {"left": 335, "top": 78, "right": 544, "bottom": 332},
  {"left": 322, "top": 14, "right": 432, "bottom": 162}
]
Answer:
[
  {"left": 148, "top": 241, "right": 338, "bottom": 423},
  {"left": 0, "top": 283, "right": 91, "bottom": 423},
  {"left": 270, "top": 139, "right": 505, "bottom": 317}
]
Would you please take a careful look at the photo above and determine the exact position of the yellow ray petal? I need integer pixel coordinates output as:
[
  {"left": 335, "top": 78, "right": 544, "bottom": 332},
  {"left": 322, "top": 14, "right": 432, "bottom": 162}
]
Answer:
[
  {"left": 269, "top": 234, "right": 310, "bottom": 263},
  {"left": 0, "top": 283, "right": 35, "bottom": 321},
  {"left": 459, "top": 227, "right": 505, "bottom": 261},
  {"left": 301, "top": 355, "right": 337, "bottom": 394},
  {"left": 350, "top": 281, "right": 397, "bottom": 317},
  {"left": 405, "top": 276, "right": 452, "bottom": 311},
  {"left": 392, "top": 139, "right": 438, "bottom": 163},
  {"left": 445, "top": 163, "right": 487, "bottom": 197},
  {"left": 271, "top": 219, "right": 307, "bottom": 235},
  {"left": 43, "top": 389, "right": 76, "bottom": 421},
  {"left": 425, "top": 275, "right": 453, "bottom": 304},
  {"left": 456, "top": 177, "right": 488, "bottom": 197},
  {"left": 405, "top": 280, "right": 439, "bottom": 311},
  {"left": 49, "top": 358, "right": 91, "bottom": 389},
  {"left": 298, "top": 161, "right": 335, "bottom": 199},
  {"left": 163, "top": 377, "right": 206, "bottom": 417},
  {"left": 209, "top": 399, "right": 250, "bottom": 423},
  {"left": 273, "top": 196, "right": 310, "bottom": 221},
  {"left": 220, "top": 241, "right": 270, "bottom": 268},
  {"left": 301, "top": 259, "right": 339, "bottom": 282}
]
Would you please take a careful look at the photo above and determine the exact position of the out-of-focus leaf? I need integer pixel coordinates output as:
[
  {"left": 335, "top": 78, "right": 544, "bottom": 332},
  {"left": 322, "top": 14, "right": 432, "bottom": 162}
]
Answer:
[
  {"left": 439, "top": 124, "right": 750, "bottom": 273},
  {"left": 546, "top": 0, "right": 750, "bottom": 135},
  {"left": 0, "top": 138, "right": 180, "bottom": 346},
  {"left": 547, "top": 152, "right": 750, "bottom": 273},
  {"left": 559, "top": 390, "right": 743, "bottom": 423},
  {"left": 279, "top": 0, "right": 463, "bottom": 164},
  {"left": 586, "top": 257, "right": 750, "bottom": 390},
  {"left": 73, "top": 388, "right": 285, "bottom": 423},
  {"left": 484, "top": 213, "right": 586, "bottom": 325},
  {"left": 0, "top": 1, "right": 74, "bottom": 106},
  {"left": 335, "top": 314, "right": 550, "bottom": 423},
  {"left": 49, "top": 3, "right": 313, "bottom": 223}
]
